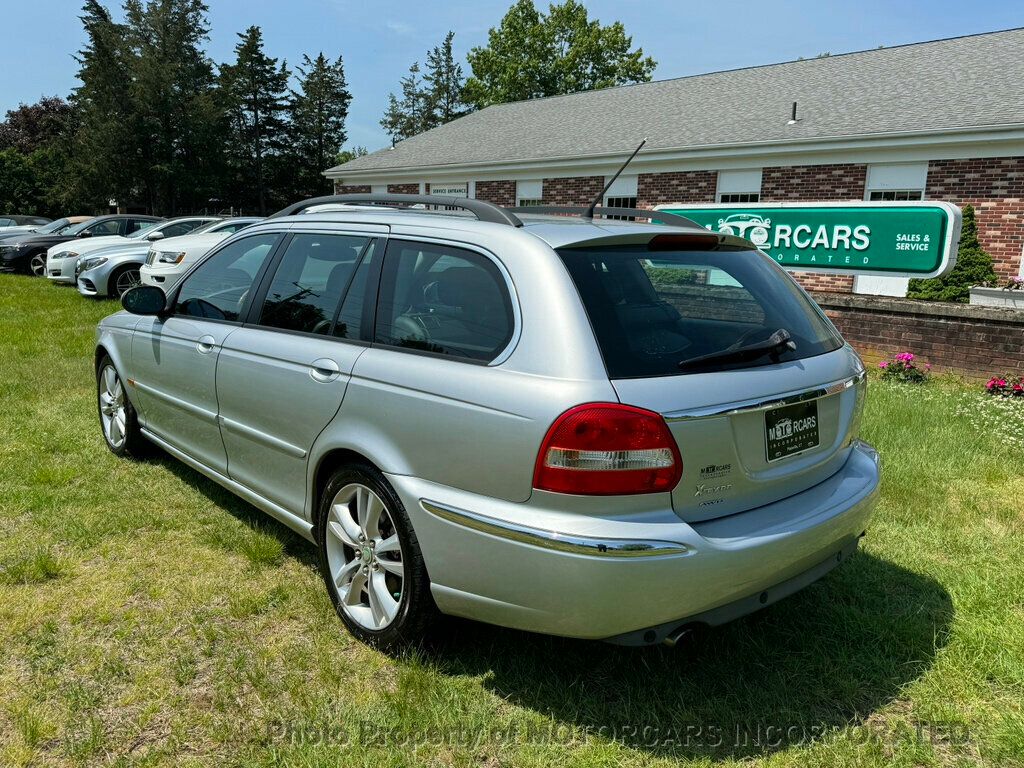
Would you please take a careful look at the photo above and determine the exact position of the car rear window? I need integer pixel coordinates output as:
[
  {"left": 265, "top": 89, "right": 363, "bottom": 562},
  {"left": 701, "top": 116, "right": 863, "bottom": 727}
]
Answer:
[{"left": 557, "top": 244, "right": 844, "bottom": 378}]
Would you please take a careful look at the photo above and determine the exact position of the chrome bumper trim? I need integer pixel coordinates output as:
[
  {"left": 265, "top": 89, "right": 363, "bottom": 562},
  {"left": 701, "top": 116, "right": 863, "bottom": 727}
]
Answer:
[
  {"left": 664, "top": 370, "right": 866, "bottom": 421},
  {"left": 420, "top": 499, "right": 690, "bottom": 558}
]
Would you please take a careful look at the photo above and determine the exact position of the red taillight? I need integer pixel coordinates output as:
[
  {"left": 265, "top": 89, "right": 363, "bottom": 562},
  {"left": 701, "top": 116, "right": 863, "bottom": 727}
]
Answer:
[{"left": 533, "top": 403, "right": 682, "bottom": 495}]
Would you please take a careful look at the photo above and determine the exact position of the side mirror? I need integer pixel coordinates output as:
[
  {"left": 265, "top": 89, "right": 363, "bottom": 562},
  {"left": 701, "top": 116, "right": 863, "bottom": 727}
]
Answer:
[
  {"left": 121, "top": 285, "right": 167, "bottom": 316},
  {"left": 78, "top": 230, "right": 92, "bottom": 238},
  {"left": 146, "top": 230, "right": 165, "bottom": 241}
]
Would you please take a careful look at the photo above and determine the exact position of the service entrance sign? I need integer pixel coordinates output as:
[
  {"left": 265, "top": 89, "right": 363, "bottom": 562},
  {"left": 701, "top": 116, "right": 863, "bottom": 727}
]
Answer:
[{"left": 654, "top": 201, "right": 961, "bottom": 278}]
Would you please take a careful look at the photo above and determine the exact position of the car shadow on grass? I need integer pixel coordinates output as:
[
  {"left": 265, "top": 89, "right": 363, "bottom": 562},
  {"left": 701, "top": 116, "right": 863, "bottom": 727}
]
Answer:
[
  {"left": 151, "top": 453, "right": 317, "bottom": 569},
  {"left": 422, "top": 551, "right": 953, "bottom": 762},
  {"left": 148, "top": 453, "right": 952, "bottom": 762}
]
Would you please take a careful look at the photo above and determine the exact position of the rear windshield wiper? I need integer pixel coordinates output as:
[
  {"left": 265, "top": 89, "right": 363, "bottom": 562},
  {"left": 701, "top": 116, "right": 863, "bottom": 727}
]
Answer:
[{"left": 678, "top": 328, "right": 797, "bottom": 371}]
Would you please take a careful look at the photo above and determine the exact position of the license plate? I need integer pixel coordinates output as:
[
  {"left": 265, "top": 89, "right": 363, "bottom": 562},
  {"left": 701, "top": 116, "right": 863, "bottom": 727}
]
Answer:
[{"left": 765, "top": 399, "right": 819, "bottom": 461}]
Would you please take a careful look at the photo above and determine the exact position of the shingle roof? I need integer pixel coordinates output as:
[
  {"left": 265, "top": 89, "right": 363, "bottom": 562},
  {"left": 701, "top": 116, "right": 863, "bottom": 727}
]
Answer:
[{"left": 329, "top": 28, "right": 1024, "bottom": 175}]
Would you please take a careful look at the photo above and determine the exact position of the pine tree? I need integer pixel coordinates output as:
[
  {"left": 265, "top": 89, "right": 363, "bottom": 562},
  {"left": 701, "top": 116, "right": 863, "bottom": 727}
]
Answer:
[
  {"left": 424, "top": 31, "right": 467, "bottom": 125},
  {"left": 380, "top": 63, "right": 432, "bottom": 145},
  {"left": 290, "top": 53, "right": 352, "bottom": 198},
  {"left": 124, "top": 0, "right": 223, "bottom": 214},
  {"left": 219, "top": 26, "right": 291, "bottom": 214},
  {"left": 68, "top": 0, "right": 137, "bottom": 211},
  {"left": 907, "top": 205, "right": 998, "bottom": 303}
]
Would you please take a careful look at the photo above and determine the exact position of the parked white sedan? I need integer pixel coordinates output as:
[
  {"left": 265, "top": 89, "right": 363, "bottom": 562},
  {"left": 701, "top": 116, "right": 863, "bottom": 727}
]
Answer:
[
  {"left": 139, "top": 217, "right": 262, "bottom": 288},
  {"left": 47, "top": 217, "right": 218, "bottom": 285}
]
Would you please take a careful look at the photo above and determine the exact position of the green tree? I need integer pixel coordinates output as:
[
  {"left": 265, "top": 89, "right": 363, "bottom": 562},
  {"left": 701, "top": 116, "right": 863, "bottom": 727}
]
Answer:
[
  {"left": 380, "top": 63, "right": 431, "bottom": 144},
  {"left": 0, "top": 149, "right": 36, "bottom": 214},
  {"left": 124, "top": 0, "right": 224, "bottom": 214},
  {"left": 0, "top": 98, "right": 78, "bottom": 217},
  {"left": 289, "top": 53, "right": 352, "bottom": 198},
  {"left": 219, "top": 26, "right": 291, "bottom": 214},
  {"left": 67, "top": 0, "right": 137, "bottom": 212},
  {"left": 424, "top": 31, "right": 467, "bottom": 125},
  {"left": 907, "top": 205, "right": 997, "bottom": 302},
  {"left": 335, "top": 145, "right": 367, "bottom": 166},
  {"left": 463, "top": 0, "right": 656, "bottom": 109}
]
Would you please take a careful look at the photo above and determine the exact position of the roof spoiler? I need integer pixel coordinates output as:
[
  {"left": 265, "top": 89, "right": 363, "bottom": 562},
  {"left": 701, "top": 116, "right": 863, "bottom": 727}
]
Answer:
[{"left": 269, "top": 193, "right": 524, "bottom": 227}]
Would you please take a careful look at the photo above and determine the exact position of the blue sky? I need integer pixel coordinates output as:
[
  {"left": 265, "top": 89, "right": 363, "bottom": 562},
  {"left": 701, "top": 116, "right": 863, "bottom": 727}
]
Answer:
[{"left": 4, "top": 1, "right": 1022, "bottom": 151}]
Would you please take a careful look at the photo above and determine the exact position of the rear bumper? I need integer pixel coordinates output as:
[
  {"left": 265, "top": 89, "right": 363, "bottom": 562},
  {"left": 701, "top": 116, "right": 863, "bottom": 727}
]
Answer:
[{"left": 388, "top": 440, "right": 880, "bottom": 642}]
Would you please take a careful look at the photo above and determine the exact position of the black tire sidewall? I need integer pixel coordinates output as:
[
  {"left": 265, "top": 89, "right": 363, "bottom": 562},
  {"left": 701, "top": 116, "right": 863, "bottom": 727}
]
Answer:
[{"left": 315, "top": 463, "right": 434, "bottom": 650}]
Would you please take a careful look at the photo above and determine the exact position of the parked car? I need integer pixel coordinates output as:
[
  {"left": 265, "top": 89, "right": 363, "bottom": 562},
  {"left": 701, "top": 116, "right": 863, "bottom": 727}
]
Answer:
[
  {"left": 0, "top": 216, "right": 91, "bottom": 244},
  {"left": 0, "top": 215, "right": 52, "bottom": 235},
  {"left": 48, "top": 216, "right": 219, "bottom": 286},
  {"left": 96, "top": 194, "right": 879, "bottom": 650},
  {"left": 138, "top": 217, "right": 263, "bottom": 288},
  {"left": 1, "top": 214, "right": 162, "bottom": 276}
]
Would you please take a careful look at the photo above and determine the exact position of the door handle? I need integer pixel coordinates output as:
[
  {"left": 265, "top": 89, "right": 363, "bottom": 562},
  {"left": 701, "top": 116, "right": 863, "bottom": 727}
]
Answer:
[
  {"left": 309, "top": 357, "right": 341, "bottom": 382},
  {"left": 196, "top": 335, "right": 217, "bottom": 354}
]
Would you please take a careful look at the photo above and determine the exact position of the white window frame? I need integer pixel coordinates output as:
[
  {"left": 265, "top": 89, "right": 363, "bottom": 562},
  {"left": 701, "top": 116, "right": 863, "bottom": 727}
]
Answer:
[{"left": 517, "top": 180, "right": 543, "bottom": 207}]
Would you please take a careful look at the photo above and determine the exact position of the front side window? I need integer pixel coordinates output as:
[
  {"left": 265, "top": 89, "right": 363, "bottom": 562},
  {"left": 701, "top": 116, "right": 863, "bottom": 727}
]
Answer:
[
  {"left": 257, "top": 234, "right": 375, "bottom": 335},
  {"left": 160, "top": 220, "right": 205, "bottom": 238},
  {"left": 174, "top": 234, "right": 280, "bottom": 321},
  {"left": 375, "top": 241, "right": 513, "bottom": 362},
  {"left": 87, "top": 220, "right": 122, "bottom": 236},
  {"left": 558, "top": 244, "right": 843, "bottom": 378}
]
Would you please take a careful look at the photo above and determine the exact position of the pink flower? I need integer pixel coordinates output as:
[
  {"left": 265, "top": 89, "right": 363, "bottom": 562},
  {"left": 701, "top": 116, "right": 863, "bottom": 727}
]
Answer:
[
  {"left": 1014, "top": 383, "right": 1023, "bottom": 392},
  {"left": 879, "top": 361, "right": 888, "bottom": 369},
  {"left": 925, "top": 363, "right": 932, "bottom": 371}
]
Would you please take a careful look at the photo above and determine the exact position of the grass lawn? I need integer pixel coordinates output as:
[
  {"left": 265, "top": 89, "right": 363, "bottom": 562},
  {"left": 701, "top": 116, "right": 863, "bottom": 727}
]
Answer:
[{"left": 1, "top": 272, "right": 1023, "bottom": 767}]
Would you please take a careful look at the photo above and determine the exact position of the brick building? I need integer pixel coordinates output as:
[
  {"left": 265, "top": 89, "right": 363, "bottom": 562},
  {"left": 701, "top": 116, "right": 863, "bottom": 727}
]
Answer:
[{"left": 326, "top": 29, "right": 1024, "bottom": 296}]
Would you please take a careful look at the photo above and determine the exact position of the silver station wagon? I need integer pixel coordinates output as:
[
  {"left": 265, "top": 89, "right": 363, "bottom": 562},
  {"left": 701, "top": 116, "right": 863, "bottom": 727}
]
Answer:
[{"left": 95, "top": 194, "right": 880, "bottom": 649}]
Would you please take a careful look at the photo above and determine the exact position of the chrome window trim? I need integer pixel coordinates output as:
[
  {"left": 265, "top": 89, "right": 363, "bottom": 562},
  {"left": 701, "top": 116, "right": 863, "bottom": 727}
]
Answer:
[
  {"left": 664, "top": 371, "right": 866, "bottom": 422},
  {"left": 420, "top": 499, "right": 690, "bottom": 558}
]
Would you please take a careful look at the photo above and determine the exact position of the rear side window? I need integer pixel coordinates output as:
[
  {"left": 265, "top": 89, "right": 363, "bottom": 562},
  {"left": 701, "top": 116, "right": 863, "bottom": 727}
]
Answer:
[
  {"left": 257, "top": 234, "right": 375, "bottom": 336},
  {"left": 558, "top": 245, "right": 843, "bottom": 378},
  {"left": 375, "top": 240, "right": 513, "bottom": 362}
]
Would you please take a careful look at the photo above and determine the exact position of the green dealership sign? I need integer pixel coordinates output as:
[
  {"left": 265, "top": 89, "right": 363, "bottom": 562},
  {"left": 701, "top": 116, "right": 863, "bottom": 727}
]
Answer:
[{"left": 656, "top": 202, "right": 961, "bottom": 278}]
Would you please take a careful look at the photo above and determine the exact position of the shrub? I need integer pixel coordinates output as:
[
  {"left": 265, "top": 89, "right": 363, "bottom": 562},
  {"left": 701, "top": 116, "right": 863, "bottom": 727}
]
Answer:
[
  {"left": 907, "top": 205, "right": 997, "bottom": 303},
  {"left": 985, "top": 375, "right": 1024, "bottom": 398},
  {"left": 879, "top": 352, "right": 931, "bottom": 383}
]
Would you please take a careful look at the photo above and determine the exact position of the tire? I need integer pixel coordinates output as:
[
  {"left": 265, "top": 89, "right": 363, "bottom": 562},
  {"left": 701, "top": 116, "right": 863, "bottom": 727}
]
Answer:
[
  {"left": 27, "top": 251, "right": 47, "bottom": 277},
  {"left": 96, "top": 355, "right": 148, "bottom": 458},
  {"left": 110, "top": 265, "right": 142, "bottom": 298},
  {"left": 316, "top": 463, "right": 437, "bottom": 650}
]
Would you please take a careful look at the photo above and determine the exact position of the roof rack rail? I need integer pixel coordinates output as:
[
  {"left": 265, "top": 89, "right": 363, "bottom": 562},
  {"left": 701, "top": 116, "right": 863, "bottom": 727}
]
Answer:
[
  {"left": 270, "top": 193, "right": 524, "bottom": 227},
  {"left": 508, "top": 205, "right": 701, "bottom": 228}
]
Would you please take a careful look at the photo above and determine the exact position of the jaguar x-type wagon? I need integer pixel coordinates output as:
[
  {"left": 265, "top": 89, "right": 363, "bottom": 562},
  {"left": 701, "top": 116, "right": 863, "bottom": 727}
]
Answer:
[{"left": 95, "top": 194, "right": 879, "bottom": 649}]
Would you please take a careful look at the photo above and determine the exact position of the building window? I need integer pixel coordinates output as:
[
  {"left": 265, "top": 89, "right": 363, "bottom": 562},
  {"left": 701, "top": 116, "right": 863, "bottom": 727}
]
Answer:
[
  {"left": 868, "top": 189, "right": 924, "bottom": 201},
  {"left": 717, "top": 169, "right": 762, "bottom": 203},
  {"left": 517, "top": 198, "right": 544, "bottom": 207},
  {"left": 719, "top": 192, "right": 760, "bottom": 203},
  {"left": 604, "top": 195, "right": 638, "bottom": 220}
]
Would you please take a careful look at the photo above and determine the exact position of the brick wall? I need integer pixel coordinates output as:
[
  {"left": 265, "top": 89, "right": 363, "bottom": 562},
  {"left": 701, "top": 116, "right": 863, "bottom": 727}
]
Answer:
[
  {"left": 762, "top": 163, "right": 868, "bottom": 294},
  {"left": 387, "top": 183, "right": 420, "bottom": 195},
  {"left": 813, "top": 292, "right": 1024, "bottom": 380},
  {"left": 334, "top": 183, "right": 371, "bottom": 194},
  {"left": 637, "top": 170, "right": 717, "bottom": 208},
  {"left": 475, "top": 180, "right": 516, "bottom": 208},
  {"left": 542, "top": 176, "right": 604, "bottom": 207},
  {"left": 926, "top": 157, "right": 1024, "bottom": 279}
]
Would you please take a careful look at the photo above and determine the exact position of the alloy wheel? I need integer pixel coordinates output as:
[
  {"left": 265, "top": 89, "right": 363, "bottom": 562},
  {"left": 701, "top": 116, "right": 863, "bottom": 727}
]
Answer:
[
  {"left": 29, "top": 254, "right": 46, "bottom": 276},
  {"left": 98, "top": 365, "right": 127, "bottom": 449},
  {"left": 115, "top": 269, "right": 141, "bottom": 297},
  {"left": 324, "top": 483, "right": 405, "bottom": 631}
]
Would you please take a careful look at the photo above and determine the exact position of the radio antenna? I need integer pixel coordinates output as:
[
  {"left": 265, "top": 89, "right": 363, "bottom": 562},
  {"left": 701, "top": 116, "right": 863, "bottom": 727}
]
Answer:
[{"left": 584, "top": 138, "right": 647, "bottom": 220}]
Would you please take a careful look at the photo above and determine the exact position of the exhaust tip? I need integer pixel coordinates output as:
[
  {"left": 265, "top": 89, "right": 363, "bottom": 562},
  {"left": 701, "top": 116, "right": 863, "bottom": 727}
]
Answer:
[{"left": 662, "top": 624, "right": 695, "bottom": 647}]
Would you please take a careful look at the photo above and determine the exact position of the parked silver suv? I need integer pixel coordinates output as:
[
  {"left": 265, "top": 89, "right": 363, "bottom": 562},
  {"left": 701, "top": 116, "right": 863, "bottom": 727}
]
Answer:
[{"left": 95, "top": 195, "right": 879, "bottom": 649}]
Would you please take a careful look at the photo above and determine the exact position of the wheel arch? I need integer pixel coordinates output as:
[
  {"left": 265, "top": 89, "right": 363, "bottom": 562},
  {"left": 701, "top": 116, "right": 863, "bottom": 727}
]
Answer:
[{"left": 310, "top": 447, "right": 381, "bottom": 531}]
